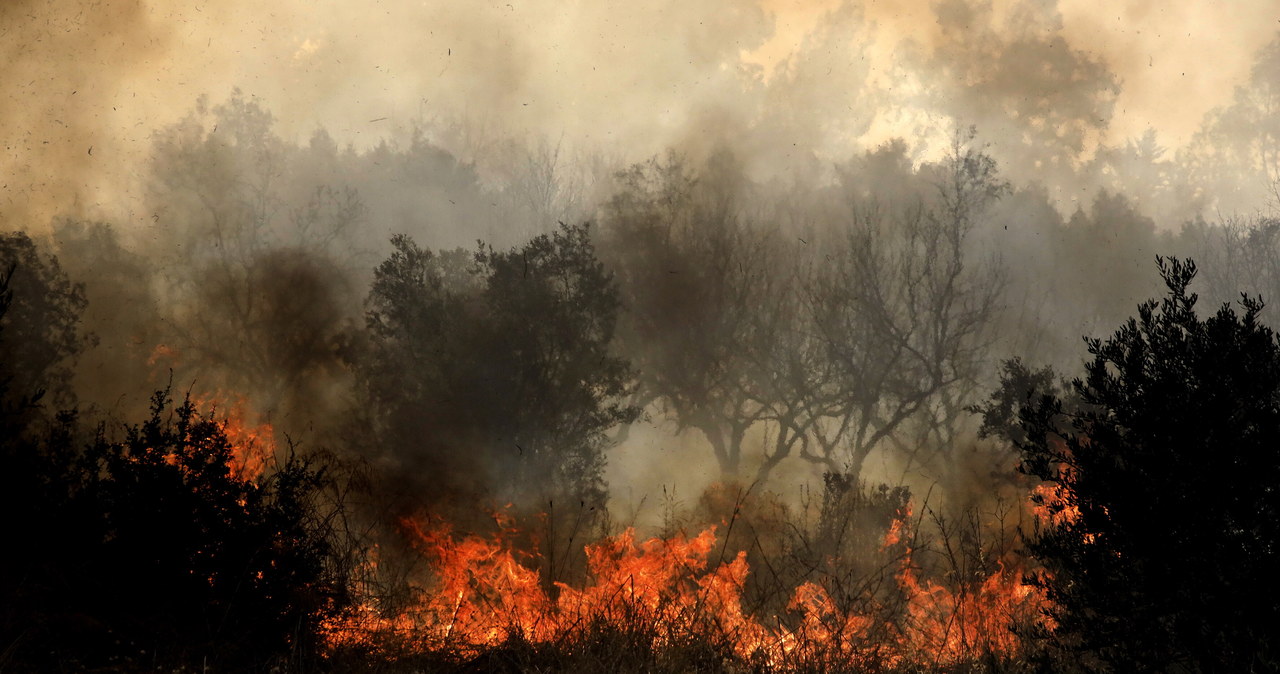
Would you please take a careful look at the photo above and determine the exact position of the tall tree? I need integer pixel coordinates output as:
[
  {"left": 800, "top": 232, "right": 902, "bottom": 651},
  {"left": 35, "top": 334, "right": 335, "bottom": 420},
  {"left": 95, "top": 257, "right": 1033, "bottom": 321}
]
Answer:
[
  {"left": 1185, "top": 32, "right": 1280, "bottom": 215},
  {"left": 361, "top": 222, "right": 636, "bottom": 510},
  {"left": 0, "top": 231, "right": 93, "bottom": 410},
  {"left": 146, "top": 92, "right": 364, "bottom": 423},
  {"left": 797, "top": 137, "right": 1005, "bottom": 483},
  {"left": 600, "top": 152, "right": 772, "bottom": 477},
  {"left": 981, "top": 258, "right": 1280, "bottom": 671}
]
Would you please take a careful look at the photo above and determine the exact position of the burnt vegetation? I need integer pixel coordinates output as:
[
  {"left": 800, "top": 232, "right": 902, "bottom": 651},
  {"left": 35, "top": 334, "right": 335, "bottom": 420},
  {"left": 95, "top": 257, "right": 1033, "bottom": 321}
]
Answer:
[{"left": 5, "top": 29, "right": 1280, "bottom": 670}]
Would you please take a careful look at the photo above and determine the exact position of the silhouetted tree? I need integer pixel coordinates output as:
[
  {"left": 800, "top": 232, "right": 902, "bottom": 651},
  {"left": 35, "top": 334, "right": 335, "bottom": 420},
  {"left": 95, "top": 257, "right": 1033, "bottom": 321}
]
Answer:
[
  {"left": 1179, "top": 215, "right": 1280, "bottom": 317},
  {"left": 48, "top": 218, "right": 170, "bottom": 416},
  {"left": 0, "top": 231, "right": 93, "bottom": 410},
  {"left": 1, "top": 258, "right": 351, "bottom": 669},
  {"left": 146, "top": 92, "right": 364, "bottom": 424},
  {"left": 1185, "top": 31, "right": 1280, "bottom": 215},
  {"left": 1087, "top": 129, "right": 1198, "bottom": 226},
  {"left": 799, "top": 137, "right": 1005, "bottom": 484},
  {"left": 604, "top": 143, "right": 1006, "bottom": 485},
  {"left": 1057, "top": 190, "right": 1167, "bottom": 331},
  {"left": 980, "top": 258, "right": 1280, "bottom": 671},
  {"left": 361, "top": 222, "right": 637, "bottom": 511},
  {"left": 601, "top": 152, "right": 778, "bottom": 478}
]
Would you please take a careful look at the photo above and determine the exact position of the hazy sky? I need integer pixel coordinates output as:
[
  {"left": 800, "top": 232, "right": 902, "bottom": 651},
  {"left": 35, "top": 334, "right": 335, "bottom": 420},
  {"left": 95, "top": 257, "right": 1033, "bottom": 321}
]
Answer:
[
  {"left": 3, "top": 0, "right": 1278, "bottom": 226},
  {"left": 752, "top": 1, "right": 1277, "bottom": 144}
]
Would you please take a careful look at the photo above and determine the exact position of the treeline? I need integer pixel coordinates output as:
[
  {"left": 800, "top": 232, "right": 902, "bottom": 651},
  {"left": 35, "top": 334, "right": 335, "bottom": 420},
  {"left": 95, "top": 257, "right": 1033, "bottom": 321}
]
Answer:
[
  {"left": 32, "top": 91, "right": 1280, "bottom": 494},
  {"left": 3, "top": 89, "right": 1280, "bottom": 669},
  {"left": 1, "top": 266, "right": 354, "bottom": 669}
]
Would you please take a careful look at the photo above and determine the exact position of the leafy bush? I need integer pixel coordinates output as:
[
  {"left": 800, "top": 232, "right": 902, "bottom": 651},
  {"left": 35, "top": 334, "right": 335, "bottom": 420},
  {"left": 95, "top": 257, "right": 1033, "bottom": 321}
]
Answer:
[
  {"left": 1, "top": 260, "right": 352, "bottom": 670},
  {"left": 981, "top": 258, "right": 1280, "bottom": 671}
]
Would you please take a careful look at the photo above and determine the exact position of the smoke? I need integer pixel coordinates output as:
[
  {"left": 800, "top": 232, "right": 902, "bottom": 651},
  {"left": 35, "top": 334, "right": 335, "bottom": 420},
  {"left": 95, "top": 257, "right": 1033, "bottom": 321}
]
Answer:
[
  {"left": 1058, "top": 2, "right": 1279, "bottom": 146},
  {"left": 0, "top": 0, "right": 166, "bottom": 227},
  {"left": 5, "top": 0, "right": 1276, "bottom": 229},
  {"left": 6, "top": 0, "right": 1280, "bottom": 522}
]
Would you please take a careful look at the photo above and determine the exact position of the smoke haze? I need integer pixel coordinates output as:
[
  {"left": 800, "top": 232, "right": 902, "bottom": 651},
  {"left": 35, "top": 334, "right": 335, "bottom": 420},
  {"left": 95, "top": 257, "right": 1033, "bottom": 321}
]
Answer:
[
  {"left": 6, "top": 0, "right": 1280, "bottom": 517},
  {"left": 9, "top": 5, "right": 1280, "bottom": 669},
  {"left": 6, "top": 0, "right": 1278, "bottom": 226}
]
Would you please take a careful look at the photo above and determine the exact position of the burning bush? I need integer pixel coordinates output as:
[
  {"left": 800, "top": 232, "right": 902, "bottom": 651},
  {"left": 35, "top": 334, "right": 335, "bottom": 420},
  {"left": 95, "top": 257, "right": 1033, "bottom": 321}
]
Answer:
[{"left": 0, "top": 386, "right": 355, "bottom": 670}]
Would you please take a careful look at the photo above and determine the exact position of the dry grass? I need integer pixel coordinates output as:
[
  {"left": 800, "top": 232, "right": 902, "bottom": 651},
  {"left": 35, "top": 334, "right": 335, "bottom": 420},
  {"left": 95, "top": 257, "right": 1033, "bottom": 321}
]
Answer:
[{"left": 318, "top": 480, "right": 1049, "bottom": 674}]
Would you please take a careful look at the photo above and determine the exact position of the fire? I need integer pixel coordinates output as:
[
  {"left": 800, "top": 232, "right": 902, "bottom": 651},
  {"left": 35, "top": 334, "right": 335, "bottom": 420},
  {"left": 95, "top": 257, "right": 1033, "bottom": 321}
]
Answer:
[
  {"left": 321, "top": 497, "right": 1052, "bottom": 669},
  {"left": 894, "top": 554, "right": 1043, "bottom": 663},
  {"left": 136, "top": 392, "right": 276, "bottom": 484},
  {"left": 1029, "top": 458, "right": 1099, "bottom": 545},
  {"left": 1030, "top": 481, "right": 1080, "bottom": 527},
  {"left": 192, "top": 393, "right": 276, "bottom": 482},
  {"left": 147, "top": 343, "right": 182, "bottom": 368},
  {"left": 321, "top": 516, "right": 767, "bottom": 657}
]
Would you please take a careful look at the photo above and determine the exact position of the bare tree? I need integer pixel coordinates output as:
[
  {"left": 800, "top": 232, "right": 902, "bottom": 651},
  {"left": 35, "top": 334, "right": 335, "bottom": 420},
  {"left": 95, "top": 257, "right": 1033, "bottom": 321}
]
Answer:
[
  {"left": 603, "top": 141, "right": 1005, "bottom": 485},
  {"left": 793, "top": 138, "right": 1005, "bottom": 484},
  {"left": 601, "top": 152, "right": 776, "bottom": 477},
  {"left": 739, "top": 240, "right": 833, "bottom": 482}
]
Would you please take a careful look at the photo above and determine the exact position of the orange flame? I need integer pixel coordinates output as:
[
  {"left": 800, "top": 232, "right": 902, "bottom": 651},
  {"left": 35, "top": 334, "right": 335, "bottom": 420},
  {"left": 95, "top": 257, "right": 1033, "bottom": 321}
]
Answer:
[
  {"left": 1030, "top": 461, "right": 1099, "bottom": 545},
  {"left": 191, "top": 393, "right": 276, "bottom": 482},
  {"left": 147, "top": 343, "right": 181, "bottom": 368},
  {"left": 321, "top": 498, "right": 1052, "bottom": 668}
]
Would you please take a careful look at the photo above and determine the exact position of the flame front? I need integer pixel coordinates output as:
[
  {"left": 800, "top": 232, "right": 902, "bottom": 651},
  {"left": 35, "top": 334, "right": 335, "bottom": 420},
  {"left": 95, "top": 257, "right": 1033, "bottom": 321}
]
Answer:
[{"left": 321, "top": 500, "right": 1051, "bottom": 668}]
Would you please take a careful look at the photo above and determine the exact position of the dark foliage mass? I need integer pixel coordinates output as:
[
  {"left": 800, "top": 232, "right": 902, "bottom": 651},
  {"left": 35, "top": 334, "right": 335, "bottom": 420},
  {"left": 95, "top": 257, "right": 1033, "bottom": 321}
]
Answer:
[
  {"left": 0, "top": 231, "right": 93, "bottom": 410},
  {"left": 360, "top": 221, "right": 637, "bottom": 512},
  {"left": 981, "top": 258, "right": 1280, "bottom": 672},
  {"left": 0, "top": 268, "right": 351, "bottom": 670}
]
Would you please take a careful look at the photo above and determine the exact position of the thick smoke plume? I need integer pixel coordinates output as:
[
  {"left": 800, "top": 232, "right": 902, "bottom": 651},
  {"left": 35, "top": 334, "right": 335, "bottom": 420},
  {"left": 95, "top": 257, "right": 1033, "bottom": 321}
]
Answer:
[{"left": 6, "top": 1, "right": 1278, "bottom": 223}]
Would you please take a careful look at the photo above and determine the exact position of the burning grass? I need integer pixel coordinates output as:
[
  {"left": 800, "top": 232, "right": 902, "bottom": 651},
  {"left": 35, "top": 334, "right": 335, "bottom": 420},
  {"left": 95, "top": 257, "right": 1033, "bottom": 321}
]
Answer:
[
  {"left": 0, "top": 379, "right": 1059, "bottom": 672},
  {"left": 320, "top": 487, "right": 1051, "bottom": 673}
]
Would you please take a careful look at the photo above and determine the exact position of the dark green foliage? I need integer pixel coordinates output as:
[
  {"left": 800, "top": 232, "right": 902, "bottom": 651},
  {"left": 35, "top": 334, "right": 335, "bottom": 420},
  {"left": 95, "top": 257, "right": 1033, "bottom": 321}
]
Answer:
[
  {"left": 980, "top": 258, "right": 1280, "bottom": 672},
  {"left": 0, "top": 390, "right": 351, "bottom": 671},
  {"left": 0, "top": 231, "right": 93, "bottom": 409},
  {"left": 361, "top": 221, "right": 637, "bottom": 510},
  {"left": 0, "top": 251, "right": 350, "bottom": 670}
]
